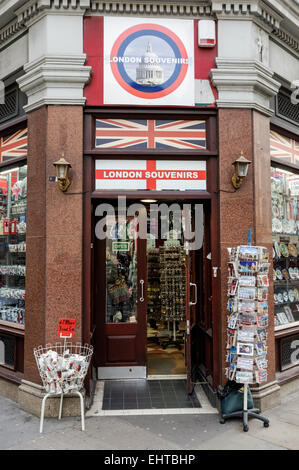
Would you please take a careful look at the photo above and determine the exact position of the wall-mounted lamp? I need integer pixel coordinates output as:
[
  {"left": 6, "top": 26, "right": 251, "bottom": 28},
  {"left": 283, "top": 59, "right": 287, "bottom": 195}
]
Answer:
[
  {"left": 53, "top": 154, "right": 72, "bottom": 192},
  {"left": 232, "top": 151, "right": 251, "bottom": 190}
]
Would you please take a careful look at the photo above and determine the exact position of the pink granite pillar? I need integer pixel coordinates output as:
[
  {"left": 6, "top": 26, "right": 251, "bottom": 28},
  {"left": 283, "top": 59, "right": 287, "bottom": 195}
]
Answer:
[
  {"left": 218, "top": 109, "right": 278, "bottom": 408},
  {"left": 24, "top": 105, "right": 83, "bottom": 384}
]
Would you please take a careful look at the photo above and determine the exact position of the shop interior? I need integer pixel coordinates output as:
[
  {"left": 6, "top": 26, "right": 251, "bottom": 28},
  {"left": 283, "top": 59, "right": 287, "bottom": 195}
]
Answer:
[
  {"left": 146, "top": 237, "right": 187, "bottom": 376},
  {"left": 104, "top": 200, "right": 202, "bottom": 377}
]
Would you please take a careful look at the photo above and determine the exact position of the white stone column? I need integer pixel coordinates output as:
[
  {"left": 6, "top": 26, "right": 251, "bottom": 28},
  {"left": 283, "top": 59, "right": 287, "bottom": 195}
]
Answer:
[
  {"left": 210, "top": 16, "right": 281, "bottom": 115},
  {"left": 17, "top": 11, "right": 91, "bottom": 112}
]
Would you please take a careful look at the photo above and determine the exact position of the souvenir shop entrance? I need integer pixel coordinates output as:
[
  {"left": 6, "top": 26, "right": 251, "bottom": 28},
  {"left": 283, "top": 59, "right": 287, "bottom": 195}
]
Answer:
[{"left": 93, "top": 195, "right": 212, "bottom": 393}]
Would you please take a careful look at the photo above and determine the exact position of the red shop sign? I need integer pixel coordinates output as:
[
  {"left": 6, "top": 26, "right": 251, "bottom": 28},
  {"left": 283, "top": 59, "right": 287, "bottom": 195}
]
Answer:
[{"left": 57, "top": 318, "right": 76, "bottom": 339}]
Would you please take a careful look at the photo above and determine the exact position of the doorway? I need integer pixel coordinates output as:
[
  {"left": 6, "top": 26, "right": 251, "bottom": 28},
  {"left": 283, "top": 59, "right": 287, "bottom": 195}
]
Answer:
[
  {"left": 93, "top": 197, "right": 207, "bottom": 392},
  {"left": 146, "top": 236, "right": 187, "bottom": 377}
]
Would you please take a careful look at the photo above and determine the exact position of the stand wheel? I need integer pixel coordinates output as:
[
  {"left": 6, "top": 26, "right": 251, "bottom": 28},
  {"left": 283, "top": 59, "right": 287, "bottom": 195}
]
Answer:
[
  {"left": 243, "top": 425, "right": 249, "bottom": 432},
  {"left": 219, "top": 418, "right": 225, "bottom": 424},
  {"left": 264, "top": 422, "right": 270, "bottom": 428}
]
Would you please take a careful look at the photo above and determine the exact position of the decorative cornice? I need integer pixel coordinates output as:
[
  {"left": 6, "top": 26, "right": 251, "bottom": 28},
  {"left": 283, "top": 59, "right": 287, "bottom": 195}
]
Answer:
[
  {"left": 272, "top": 25, "right": 299, "bottom": 54},
  {"left": 211, "top": 1, "right": 283, "bottom": 29},
  {"left": 0, "top": 0, "right": 298, "bottom": 59},
  {"left": 16, "top": 54, "right": 91, "bottom": 113},
  {"left": 210, "top": 58, "right": 281, "bottom": 116},
  {"left": 88, "top": 1, "right": 212, "bottom": 17}
]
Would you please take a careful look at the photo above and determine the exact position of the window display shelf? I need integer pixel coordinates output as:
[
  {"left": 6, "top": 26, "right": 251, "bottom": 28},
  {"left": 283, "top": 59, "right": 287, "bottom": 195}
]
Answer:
[
  {"left": 275, "top": 320, "right": 299, "bottom": 332},
  {"left": 271, "top": 165, "right": 299, "bottom": 331},
  {"left": 0, "top": 165, "right": 27, "bottom": 328},
  {"left": 0, "top": 319, "right": 24, "bottom": 330}
]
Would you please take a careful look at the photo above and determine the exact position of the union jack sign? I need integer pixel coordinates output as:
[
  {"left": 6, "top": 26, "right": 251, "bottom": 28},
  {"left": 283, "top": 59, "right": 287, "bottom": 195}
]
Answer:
[
  {"left": 95, "top": 159, "right": 206, "bottom": 191},
  {"left": 0, "top": 128, "right": 28, "bottom": 162},
  {"left": 270, "top": 130, "right": 299, "bottom": 165},
  {"left": 95, "top": 119, "right": 206, "bottom": 150}
]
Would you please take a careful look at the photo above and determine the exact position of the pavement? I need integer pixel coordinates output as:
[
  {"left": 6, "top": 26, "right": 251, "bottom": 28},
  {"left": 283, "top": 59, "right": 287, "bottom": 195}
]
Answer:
[{"left": 1, "top": 384, "right": 299, "bottom": 451}]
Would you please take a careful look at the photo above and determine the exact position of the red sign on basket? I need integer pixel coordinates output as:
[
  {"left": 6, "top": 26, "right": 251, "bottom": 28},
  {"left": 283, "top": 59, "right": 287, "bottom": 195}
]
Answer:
[{"left": 58, "top": 319, "right": 76, "bottom": 339}]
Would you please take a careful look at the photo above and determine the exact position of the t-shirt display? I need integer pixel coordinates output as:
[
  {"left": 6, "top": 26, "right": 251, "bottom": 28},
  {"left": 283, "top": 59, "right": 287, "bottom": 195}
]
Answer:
[
  {"left": 271, "top": 167, "right": 299, "bottom": 328},
  {"left": 0, "top": 165, "right": 27, "bottom": 328}
]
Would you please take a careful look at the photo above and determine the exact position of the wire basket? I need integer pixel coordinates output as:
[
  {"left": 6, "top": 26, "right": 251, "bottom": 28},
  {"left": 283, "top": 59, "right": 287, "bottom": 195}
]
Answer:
[{"left": 34, "top": 342, "right": 93, "bottom": 395}]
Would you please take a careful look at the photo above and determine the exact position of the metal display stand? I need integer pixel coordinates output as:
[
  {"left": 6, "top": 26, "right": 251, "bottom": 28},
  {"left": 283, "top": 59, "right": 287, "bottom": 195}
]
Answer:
[
  {"left": 222, "top": 237, "right": 270, "bottom": 432},
  {"left": 34, "top": 342, "right": 93, "bottom": 433},
  {"left": 220, "top": 383, "right": 269, "bottom": 432}
]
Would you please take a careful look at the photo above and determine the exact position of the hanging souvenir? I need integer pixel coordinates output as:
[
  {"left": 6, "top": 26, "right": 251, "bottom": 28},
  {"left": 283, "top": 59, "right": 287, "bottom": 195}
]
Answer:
[{"left": 288, "top": 243, "right": 298, "bottom": 258}]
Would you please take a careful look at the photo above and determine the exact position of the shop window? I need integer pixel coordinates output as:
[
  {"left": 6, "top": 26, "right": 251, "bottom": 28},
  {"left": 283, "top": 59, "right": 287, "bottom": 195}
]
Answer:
[
  {"left": 271, "top": 165, "right": 299, "bottom": 328},
  {"left": 281, "top": 334, "right": 299, "bottom": 370},
  {"left": 0, "top": 164, "right": 27, "bottom": 328},
  {"left": 0, "top": 334, "right": 15, "bottom": 368},
  {"left": 105, "top": 215, "right": 138, "bottom": 324},
  {"left": 270, "top": 130, "right": 299, "bottom": 165}
]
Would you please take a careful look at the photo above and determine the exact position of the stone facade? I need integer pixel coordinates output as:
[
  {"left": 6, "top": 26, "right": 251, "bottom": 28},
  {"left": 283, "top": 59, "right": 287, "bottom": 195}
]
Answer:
[{"left": 0, "top": 0, "right": 298, "bottom": 415}]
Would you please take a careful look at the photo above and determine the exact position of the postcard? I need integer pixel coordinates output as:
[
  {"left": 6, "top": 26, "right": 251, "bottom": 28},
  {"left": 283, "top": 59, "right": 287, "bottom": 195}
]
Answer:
[
  {"left": 256, "top": 342, "right": 267, "bottom": 356},
  {"left": 239, "top": 313, "right": 256, "bottom": 325},
  {"left": 235, "top": 371, "right": 253, "bottom": 384},
  {"left": 255, "top": 369, "right": 268, "bottom": 384},
  {"left": 238, "top": 287, "right": 256, "bottom": 300},
  {"left": 239, "top": 260, "right": 258, "bottom": 273},
  {"left": 226, "top": 351, "right": 237, "bottom": 363},
  {"left": 226, "top": 330, "right": 237, "bottom": 349},
  {"left": 255, "top": 356, "right": 268, "bottom": 370},
  {"left": 257, "top": 274, "right": 269, "bottom": 287},
  {"left": 228, "top": 297, "right": 238, "bottom": 313},
  {"left": 228, "top": 278, "right": 239, "bottom": 296},
  {"left": 237, "top": 342, "right": 254, "bottom": 356},
  {"left": 238, "top": 246, "right": 259, "bottom": 260},
  {"left": 257, "top": 287, "right": 268, "bottom": 301},
  {"left": 257, "top": 314, "right": 268, "bottom": 327},
  {"left": 257, "top": 301, "right": 268, "bottom": 314},
  {"left": 237, "top": 326, "right": 255, "bottom": 343},
  {"left": 228, "top": 262, "right": 238, "bottom": 278},
  {"left": 239, "top": 275, "right": 256, "bottom": 287},
  {"left": 237, "top": 356, "right": 254, "bottom": 371},
  {"left": 238, "top": 301, "right": 256, "bottom": 313},
  {"left": 228, "top": 313, "right": 239, "bottom": 330},
  {"left": 259, "top": 247, "right": 269, "bottom": 262},
  {"left": 259, "top": 262, "right": 270, "bottom": 274},
  {"left": 257, "top": 328, "right": 267, "bottom": 341}
]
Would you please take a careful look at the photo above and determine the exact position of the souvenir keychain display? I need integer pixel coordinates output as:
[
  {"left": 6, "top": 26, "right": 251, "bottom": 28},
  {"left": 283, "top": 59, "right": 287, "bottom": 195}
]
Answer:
[
  {"left": 271, "top": 168, "right": 299, "bottom": 327},
  {"left": 158, "top": 243, "right": 186, "bottom": 349},
  {"left": 147, "top": 248, "right": 161, "bottom": 323},
  {"left": 221, "top": 242, "right": 270, "bottom": 432},
  {"left": 0, "top": 167, "right": 27, "bottom": 328},
  {"left": 273, "top": 239, "right": 299, "bottom": 326}
]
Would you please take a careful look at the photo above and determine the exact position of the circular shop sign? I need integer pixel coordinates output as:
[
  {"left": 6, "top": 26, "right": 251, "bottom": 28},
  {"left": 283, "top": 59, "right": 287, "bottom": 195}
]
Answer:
[{"left": 110, "top": 23, "right": 189, "bottom": 99}]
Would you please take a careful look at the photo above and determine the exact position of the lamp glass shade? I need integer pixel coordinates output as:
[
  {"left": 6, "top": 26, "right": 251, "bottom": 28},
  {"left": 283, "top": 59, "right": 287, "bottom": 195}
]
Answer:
[
  {"left": 53, "top": 156, "right": 71, "bottom": 179},
  {"left": 233, "top": 155, "right": 251, "bottom": 178},
  {"left": 57, "top": 164, "right": 67, "bottom": 179},
  {"left": 239, "top": 162, "right": 249, "bottom": 177}
]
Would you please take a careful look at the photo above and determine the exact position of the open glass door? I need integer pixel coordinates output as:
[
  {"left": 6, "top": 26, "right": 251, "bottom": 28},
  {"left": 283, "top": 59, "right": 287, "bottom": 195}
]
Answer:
[
  {"left": 95, "top": 203, "right": 147, "bottom": 379},
  {"left": 185, "top": 247, "right": 198, "bottom": 394}
]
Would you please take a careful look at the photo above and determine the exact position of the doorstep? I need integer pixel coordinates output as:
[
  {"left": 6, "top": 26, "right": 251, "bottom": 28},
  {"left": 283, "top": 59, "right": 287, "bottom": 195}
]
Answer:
[{"left": 86, "top": 379, "right": 218, "bottom": 417}]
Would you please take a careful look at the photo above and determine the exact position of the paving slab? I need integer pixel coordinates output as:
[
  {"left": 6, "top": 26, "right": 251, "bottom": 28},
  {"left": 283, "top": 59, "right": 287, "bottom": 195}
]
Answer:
[{"left": 2, "top": 389, "right": 299, "bottom": 450}]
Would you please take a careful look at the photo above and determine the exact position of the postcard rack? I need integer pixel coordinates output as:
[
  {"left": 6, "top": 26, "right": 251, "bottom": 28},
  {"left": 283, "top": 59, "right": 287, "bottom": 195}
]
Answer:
[{"left": 222, "top": 245, "right": 270, "bottom": 432}]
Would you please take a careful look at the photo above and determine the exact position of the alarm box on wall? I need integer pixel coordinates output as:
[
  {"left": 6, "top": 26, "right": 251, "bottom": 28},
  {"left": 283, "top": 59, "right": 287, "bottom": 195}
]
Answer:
[{"left": 198, "top": 20, "right": 216, "bottom": 48}]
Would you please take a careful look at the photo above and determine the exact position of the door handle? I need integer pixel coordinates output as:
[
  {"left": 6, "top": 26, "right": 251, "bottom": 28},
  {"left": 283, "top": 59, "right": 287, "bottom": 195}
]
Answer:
[
  {"left": 139, "top": 279, "right": 145, "bottom": 302},
  {"left": 190, "top": 282, "right": 197, "bottom": 306}
]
